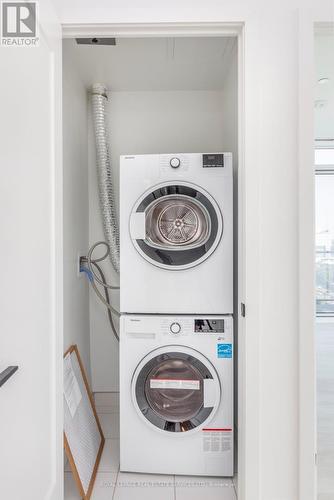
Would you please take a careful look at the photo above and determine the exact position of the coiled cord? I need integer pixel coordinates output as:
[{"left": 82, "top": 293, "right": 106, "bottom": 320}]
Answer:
[{"left": 80, "top": 241, "right": 120, "bottom": 341}]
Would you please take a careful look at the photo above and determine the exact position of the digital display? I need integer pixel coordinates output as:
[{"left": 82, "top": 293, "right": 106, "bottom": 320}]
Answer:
[
  {"left": 194, "top": 319, "right": 224, "bottom": 333},
  {"left": 202, "top": 153, "right": 224, "bottom": 168}
]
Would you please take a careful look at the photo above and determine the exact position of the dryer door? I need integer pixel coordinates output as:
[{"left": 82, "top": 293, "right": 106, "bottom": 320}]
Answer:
[
  {"left": 129, "top": 183, "right": 223, "bottom": 270},
  {"left": 132, "top": 346, "right": 220, "bottom": 433}
]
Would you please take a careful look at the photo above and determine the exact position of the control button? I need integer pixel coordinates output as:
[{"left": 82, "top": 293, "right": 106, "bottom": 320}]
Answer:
[
  {"left": 170, "top": 322, "right": 181, "bottom": 334},
  {"left": 170, "top": 157, "right": 181, "bottom": 168}
]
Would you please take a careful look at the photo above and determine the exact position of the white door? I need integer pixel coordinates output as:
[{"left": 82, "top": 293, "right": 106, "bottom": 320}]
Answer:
[{"left": 0, "top": 1, "right": 62, "bottom": 499}]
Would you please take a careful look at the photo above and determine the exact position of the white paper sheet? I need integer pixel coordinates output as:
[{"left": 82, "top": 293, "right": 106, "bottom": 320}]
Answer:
[
  {"left": 64, "top": 353, "right": 82, "bottom": 417},
  {"left": 150, "top": 378, "right": 200, "bottom": 390}
]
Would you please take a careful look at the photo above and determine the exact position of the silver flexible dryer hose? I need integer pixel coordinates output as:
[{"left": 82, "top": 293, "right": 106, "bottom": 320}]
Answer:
[{"left": 91, "top": 83, "right": 120, "bottom": 273}]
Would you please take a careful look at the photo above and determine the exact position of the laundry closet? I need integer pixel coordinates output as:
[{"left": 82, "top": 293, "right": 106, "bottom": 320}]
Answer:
[{"left": 62, "top": 35, "right": 239, "bottom": 498}]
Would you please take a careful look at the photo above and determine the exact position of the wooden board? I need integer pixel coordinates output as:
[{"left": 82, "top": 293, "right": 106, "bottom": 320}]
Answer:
[{"left": 63, "top": 345, "right": 105, "bottom": 499}]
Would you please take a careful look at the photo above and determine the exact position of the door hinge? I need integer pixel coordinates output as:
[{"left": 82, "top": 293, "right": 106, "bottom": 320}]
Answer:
[{"left": 241, "top": 303, "right": 246, "bottom": 317}]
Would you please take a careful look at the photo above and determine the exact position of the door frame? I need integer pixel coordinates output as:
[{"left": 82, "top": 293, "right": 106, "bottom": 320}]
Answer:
[
  {"left": 63, "top": 21, "right": 249, "bottom": 498},
  {"left": 298, "top": 12, "right": 333, "bottom": 500}
]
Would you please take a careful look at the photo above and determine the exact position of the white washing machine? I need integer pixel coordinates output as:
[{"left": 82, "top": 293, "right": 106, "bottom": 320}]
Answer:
[
  {"left": 120, "top": 153, "right": 233, "bottom": 314},
  {"left": 120, "top": 314, "right": 233, "bottom": 477}
]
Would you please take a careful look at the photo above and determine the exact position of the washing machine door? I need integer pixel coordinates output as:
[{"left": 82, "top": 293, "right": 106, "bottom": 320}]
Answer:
[
  {"left": 132, "top": 346, "right": 221, "bottom": 433},
  {"left": 129, "top": 183, "right": 223, "bottom": 270}
]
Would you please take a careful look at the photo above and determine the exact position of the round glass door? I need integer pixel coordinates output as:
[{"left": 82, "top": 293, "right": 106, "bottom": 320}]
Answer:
[
  {"left": 130, "top": 183, "right": 223, "bottom": 270},
  {"left": 133, "top": 348, "right": 220, "bottom": 433}
]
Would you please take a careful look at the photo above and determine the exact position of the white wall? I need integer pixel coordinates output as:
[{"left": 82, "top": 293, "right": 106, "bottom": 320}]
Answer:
[
  {"left": 220, "top": 43, "right": 238, "bottom": 164},
  {"left": 88, "top": 89, "right": 231, "bottom": 392},
  {"left": 63, "top": 47, "right": 91, "bottom": 381},
  {"left": 0, "top": 3, "right": 63, "bottom": 496}
]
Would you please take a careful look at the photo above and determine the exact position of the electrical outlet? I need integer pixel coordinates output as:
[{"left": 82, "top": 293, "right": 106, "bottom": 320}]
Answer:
[{"left": 77, "top": 253, "right": 86, "bottom": 278}]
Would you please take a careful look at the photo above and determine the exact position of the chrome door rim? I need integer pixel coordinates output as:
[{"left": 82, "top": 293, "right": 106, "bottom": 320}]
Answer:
[{"left": 129, "top": 181, "right": 223, "bottom": 271}]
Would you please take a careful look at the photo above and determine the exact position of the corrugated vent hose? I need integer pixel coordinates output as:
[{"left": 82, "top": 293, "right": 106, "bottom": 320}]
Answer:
[
  {"left": 91, "top": 83, "right": 120, "bottom": 273},
  {"left": 80, "top": 84, "right": 120, "bottom": 341}
]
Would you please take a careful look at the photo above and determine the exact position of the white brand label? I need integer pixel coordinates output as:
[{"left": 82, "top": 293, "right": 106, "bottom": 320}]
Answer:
[{"left": 150, "top": 379, "right": 200, "bottom": 390}]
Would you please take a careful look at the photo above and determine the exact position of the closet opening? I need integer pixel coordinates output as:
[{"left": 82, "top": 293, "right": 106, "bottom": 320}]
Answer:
[{"left": 62, "top": 32, "right": 241, "bottom": 499}]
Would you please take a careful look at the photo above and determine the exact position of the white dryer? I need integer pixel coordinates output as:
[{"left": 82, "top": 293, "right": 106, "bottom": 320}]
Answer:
[
  {"left": 120, "top": 314, "right": 234, "bottom": 477},
  {"left": 120, "top": 153, "right": 233, "bottom": 314}
]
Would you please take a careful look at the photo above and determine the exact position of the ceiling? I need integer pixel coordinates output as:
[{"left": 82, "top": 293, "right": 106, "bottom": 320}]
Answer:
[
  {"left": 315, "top": 31, "right": 334, "bottom": 141},
  {"left": 63, "top": 36, "right": 237, "bottom": 91}
]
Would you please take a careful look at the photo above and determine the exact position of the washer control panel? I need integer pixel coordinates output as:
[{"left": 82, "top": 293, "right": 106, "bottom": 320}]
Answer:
[
  {"left": 161, "top": 318, "right": 190, "bottom": 336},
  {"left": 194, "top": 319, "right": 224, "bottom": 333},
  {"left": 123, "top": 315, "right": 232, "bottom": 340},
  {"left": 159, "top": 316, "right": 231, "bottom": 337}
]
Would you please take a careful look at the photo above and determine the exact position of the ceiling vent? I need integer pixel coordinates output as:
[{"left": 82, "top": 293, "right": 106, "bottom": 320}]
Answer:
[{"left": 75, "top": 38, "right": 116, "bottom": 46}]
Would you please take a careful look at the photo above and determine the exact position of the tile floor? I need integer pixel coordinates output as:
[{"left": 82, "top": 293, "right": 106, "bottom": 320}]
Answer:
[{"left": 64, "top": 393, "right": 237, "bottom": 500}]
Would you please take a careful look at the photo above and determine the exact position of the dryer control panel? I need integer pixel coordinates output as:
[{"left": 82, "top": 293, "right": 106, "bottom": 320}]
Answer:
[
  {"left": 202, "top": 153, "right": 224, "bottom": 168},
  {"left": 194, "top": 318, "right": 224, "bottom": 333}
]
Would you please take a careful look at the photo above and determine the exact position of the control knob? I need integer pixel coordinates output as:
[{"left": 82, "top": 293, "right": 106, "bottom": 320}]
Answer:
[
  {"left": 170, "top": 322, "right": 181, "bottom": 334},
  {"left": 170, "top": 157, "right": 181, "bottom": 168}
]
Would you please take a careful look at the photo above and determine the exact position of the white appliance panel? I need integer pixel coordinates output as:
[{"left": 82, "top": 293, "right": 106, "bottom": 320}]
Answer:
[
  {"left": 120, "top": 314, "right": 234, "bottom": 476},
  {"left": 120, "top": 153, "right": 233, "bottom": 314}
]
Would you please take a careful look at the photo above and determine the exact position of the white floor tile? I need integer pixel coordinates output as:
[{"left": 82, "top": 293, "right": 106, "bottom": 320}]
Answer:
[
  {"left": 64, "top": 472, "right": 80, "bottom": 499},
  {"left": 96, "top": 405, "right": 119, "bottom": 414},
  {"left": 175, "top": 475, "right": 236, "bottom": 500},
  {"left": 91, "top": 472, "right": 118, "bottom": 499},
  {"left": 64, "top": 455, "right": 72, "bottom": 472},
  {"left": 95, "top": 392, "right": 119, "bottom": 408},
  {"left": 64, "top": 472, "right": 117, "bottom": 500},
  {"left": 113, "top": 472, "right": 174, "bottom": 500},
  {"left": 98, "top": 412, "right": 120, "bottom": 439},
  {"left": 65, "top": 440, "right": 119, "bottom": 474},
  {"left": 98, "top": 439, "right": 120, "bottom": 472}
]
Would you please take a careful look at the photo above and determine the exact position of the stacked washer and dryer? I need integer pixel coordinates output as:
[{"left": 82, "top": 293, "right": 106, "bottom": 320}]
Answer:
[{"left": 119, "top": 152, "right": 234, "bottom": 477}]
